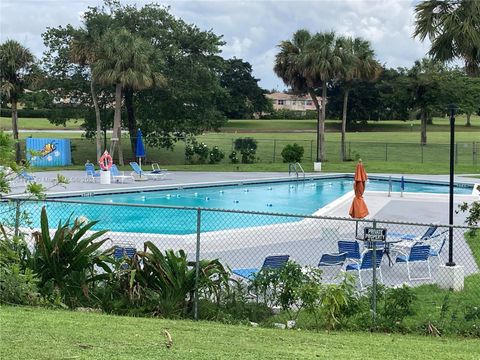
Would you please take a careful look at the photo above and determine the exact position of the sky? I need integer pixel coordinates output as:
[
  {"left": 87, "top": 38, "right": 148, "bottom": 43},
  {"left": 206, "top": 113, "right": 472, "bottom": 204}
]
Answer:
[{"left": 0, "top": 0, "right": 431, "bottom": 90}]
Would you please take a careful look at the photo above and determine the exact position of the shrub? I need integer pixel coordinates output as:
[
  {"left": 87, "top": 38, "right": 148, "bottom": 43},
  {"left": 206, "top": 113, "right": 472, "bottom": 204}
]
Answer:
[
  {"left": 185, "top": 139, "right": 210, "bottom": 164},
  {"left": 229, "top": 151, "right": 239, "bottom": 164},
  {"left": 0, "top": 264, "right": 40, "bottom": 305},
  {"left": 209, "top": 146, "right": 225, "bottom": 164},
  {"left": 233, "top": 137, "right": 258, "bottom": 164},
  {"left": 0, "top": 108, "right": 52, "bottom": 118},
  {"left": 281, "top": 143, "right": 304, "bottom": 163},
  {"left": 29, "top": 207, "right": 112, "bottom": 307}
]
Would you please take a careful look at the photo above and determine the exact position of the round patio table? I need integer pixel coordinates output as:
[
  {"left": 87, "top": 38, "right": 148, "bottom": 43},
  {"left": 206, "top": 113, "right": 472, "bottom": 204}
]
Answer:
[{"left": 356, "top": 237, "right": 405, "bottom": 266}]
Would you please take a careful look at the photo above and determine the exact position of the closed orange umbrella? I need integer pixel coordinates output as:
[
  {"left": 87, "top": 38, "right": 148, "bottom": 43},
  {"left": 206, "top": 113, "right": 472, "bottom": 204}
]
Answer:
[{"left": 349, "top": 160, "right": 369, "bottom": 219}]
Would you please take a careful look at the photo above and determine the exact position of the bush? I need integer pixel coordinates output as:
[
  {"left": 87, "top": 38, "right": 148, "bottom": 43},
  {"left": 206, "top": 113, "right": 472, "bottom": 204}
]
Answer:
[
  {"left": 228, "top": 151, "right": 239, "bottom": 164},
  {"left": 209, "top": 146, "right": 225, "bottom": 164},
  {"left": 261, "top": 109, "right": 317, "bottom": 120},
  {"left": 1, "top": 108, "right": 52, "bottom": 118},
  {"left": 233, "top": 137, "right": 258, "bottom": 164},
  {"left": 185, "top": 139, "right": 210, "bottom": 164},
  {"left": 281, "top": 143, "right": 304, "bottom": 163},
  {"left": 0, "top": 264, "right": 40, "bottom": 305}
]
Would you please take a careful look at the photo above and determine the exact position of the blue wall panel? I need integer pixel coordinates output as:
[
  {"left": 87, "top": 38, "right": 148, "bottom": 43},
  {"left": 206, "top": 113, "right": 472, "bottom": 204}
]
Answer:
[{"left": 26, "top": 138, "right": 72, "bottom": 167}]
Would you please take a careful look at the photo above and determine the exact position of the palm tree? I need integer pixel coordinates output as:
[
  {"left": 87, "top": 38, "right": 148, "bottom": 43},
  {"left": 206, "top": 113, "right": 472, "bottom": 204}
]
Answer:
[
  {"left": 414, "top": 0, "right": 480, "bottom": 77},
  {"left": 0, "top": 40, "right": 37, "bottom": 163},
  {"left": 70, "top": 31, "right": 103, "bottom": 162},
  {"left": 92, "top": 28, "right": 162, "bottom": 165},
  {"left": 337, "top": 37, "right": 381, "bottom": 160},
  {"left": 274, "top": 30, "right": 346, "bottom": 162}
]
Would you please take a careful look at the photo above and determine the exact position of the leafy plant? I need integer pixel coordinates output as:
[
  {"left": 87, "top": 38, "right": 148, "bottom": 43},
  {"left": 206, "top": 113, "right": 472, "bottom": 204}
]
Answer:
[
  {"left": 133, "top": 241, "right": 230, "bottom": 317},
  {"left": 185, "top": 138, "right": 210, "bottom": 164},
  {"left": 228, "top": 150, "right": 239, "bottom": 164},
  {"left": 234, "top": 137, "right": 258, "bottom": 164},
  {"left": 209, "top": 146, "right": 225, "bottom": 164},
  {"left": 29, "top": 207, "right": 112, "bottom": 307},
  {"left": 457, "top": 201, "right": 480, "bottom": 230},
  {"left": 381, "top": 285, "right": 417, "bottom": 326},
  {"left": 281, "top": 143, "right": 304, "bottom": 163}
]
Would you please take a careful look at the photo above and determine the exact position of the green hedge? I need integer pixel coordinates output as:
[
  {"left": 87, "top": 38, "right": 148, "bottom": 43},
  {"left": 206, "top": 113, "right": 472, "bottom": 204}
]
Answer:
[
  {"left": 1, "top": 108, "right": 52, "bottom": 118},
  {"left": 261, "top": 109, "right": 317, "bottom": 120}
]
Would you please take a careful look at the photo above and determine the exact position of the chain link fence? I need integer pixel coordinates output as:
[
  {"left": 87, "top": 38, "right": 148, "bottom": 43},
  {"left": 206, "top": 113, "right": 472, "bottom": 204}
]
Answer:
[
  {"left": 64, "top": 137, "right": 479, "bottom": 166},
  {"left": 1, "top": 197, "right": 478, "bottom": 322}
]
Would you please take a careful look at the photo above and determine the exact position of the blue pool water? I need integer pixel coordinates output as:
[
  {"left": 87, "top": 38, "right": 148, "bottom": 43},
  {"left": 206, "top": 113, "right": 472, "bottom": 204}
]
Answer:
[{"left": 2, "top": 178, "right": 472, "bottom": 234}]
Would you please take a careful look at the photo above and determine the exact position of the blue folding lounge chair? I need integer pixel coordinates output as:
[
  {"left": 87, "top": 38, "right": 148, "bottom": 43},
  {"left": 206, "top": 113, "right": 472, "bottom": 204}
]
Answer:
[
  {"left": 85, "top": 163, "right": 100, "bottom": 182},
  {"left": 114, "top": 247, "right": 136, "bottom": 260},
  {"left": 338, "top": 241, "right": 361, "bottom": 263},
  {"left": 110, "top": 164, "right": 134, "bottom": 183},
  {"left": 19, "top": 170, "right": 35, "bottom": 183},
  {"left": 317, "top": 253, "right": 347, "bottom": 280},
  {"left": 421, "top": 230, "right": 447, "bottom": 258},
  {"left": 346, "top": 249, "right": 384, "bottom": 290},
  {"left": 232, "top": 255, "right": 290, "bottom": 280},
  {"left": 130, "top": 162, "right": 165, "bottom": 180},
  {"left": 395, "top": 245, "right": 432, "bottom": 281},
  {"left": 114, "top": 247, "right": 137, "bottom": 269},
  {"left": 391, "top": 225, "right": 438, "bottom": 241}
]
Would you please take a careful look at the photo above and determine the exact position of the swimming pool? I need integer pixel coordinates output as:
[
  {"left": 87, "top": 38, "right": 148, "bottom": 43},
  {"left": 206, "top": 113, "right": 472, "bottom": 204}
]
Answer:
[{"left": 3, "top": 177, "right": 473, "bottom": 234}]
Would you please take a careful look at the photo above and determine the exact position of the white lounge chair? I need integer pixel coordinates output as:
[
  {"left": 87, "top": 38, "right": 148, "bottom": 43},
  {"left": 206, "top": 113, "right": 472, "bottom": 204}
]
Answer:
[{"left": 111, "top": 165, "right": 134, "bottom": 183}]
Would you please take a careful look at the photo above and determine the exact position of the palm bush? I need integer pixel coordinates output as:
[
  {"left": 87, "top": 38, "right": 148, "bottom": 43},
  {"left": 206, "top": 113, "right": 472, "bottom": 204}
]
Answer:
[
  {"left": 129, "top": 241, "right": 229, "bottom": 317},
  {"left": 29, "top": 207, "right": 112, "bottom": 307}
]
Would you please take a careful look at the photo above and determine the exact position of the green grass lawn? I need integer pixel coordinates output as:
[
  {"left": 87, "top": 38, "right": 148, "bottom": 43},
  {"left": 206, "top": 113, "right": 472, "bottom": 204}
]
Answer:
[
  {"left": 222, "top": 115, "right": 480, "bottom": 133},
  {"left": 1, "top": 306, "right": 479, "bottom": 360},
  {"left": 0, "top": 117, "right": 82, "bottom": 130}
]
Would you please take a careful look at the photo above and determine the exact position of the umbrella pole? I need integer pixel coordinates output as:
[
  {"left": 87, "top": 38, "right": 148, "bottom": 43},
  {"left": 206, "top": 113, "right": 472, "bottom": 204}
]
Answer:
[{"left": 355, "top": 220, "right": 358, "bottom": 238}]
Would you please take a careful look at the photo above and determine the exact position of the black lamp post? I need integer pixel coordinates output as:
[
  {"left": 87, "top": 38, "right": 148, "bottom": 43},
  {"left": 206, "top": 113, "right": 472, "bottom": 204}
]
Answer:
[{"left": 446, "top": 103, "right": 458, "bottom": 267}]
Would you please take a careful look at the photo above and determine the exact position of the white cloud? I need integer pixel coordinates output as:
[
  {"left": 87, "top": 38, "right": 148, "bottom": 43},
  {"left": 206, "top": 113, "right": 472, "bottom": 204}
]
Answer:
[{"left": 0, "top": 0, "right": 433, "bottom": 89}]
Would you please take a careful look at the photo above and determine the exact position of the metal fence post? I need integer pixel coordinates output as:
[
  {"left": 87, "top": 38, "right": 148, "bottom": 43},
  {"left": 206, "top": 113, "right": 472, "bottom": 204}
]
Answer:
[
  {"left": 14, "top": 199, "right": 21, "bottom": 237},
  {"left": 371, "top": 220, "right": 377, "bottom": 327},
  {"left": 273, "top": 139, "right": 276, "bottom": 163},
  {"left": 194, "top": 208, "right": 201, "bottom": 320},
  {"left": 421, "top": 144, "right": 424, "bottom": 163},
  {"left": 455, "top": 143, "right": 458, "bottom": 164},
  {"left": 310, "top": 140, "right": 313, "bottom": 161},
  {"left": 385, "top": 143, "right": 388, "bottom": 161}
]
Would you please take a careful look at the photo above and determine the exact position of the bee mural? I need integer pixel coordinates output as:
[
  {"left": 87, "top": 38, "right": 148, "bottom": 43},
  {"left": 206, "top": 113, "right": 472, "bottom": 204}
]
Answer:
[{"left": 39, "top": 142, "right": 56, "bottom": 157}]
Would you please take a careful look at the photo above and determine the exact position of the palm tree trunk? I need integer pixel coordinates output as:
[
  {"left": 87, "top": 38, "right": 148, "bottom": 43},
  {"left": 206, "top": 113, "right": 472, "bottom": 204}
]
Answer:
[
  {"left": 110, "top": 83, "right": 124, "bottom": 166},
  {"left": 90, "top": 79, "right": 102, "bottom": 162},
  {"left": 124, "top": 87, "right": 137, "bottom": 155},
  {"left": 319, "top": 82, "right": 327, "bottom": 162},
  {"left": 341, "top": 87, "right": 350, "bottom": 161},
  {"left": 11, "top": 99, "right": 21, "bottom": 163},
  {"left": 308, "top": 89, "right": 321, "bottom": 163},
  {"left": 466, "top": 113, "right": 472, "bottom": 127},
  {"left": 420, "top": 110, "right": 427, "bottom": 146}
]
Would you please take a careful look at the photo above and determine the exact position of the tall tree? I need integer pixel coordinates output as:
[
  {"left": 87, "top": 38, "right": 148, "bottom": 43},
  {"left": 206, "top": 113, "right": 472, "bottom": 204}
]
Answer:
[
  {"left": 274, "top": 30, "right": 347, "bottom": 162},
  {"left": 0, "top": 40, "right": 37, "bottom": 163},
  {"left": 337, "top": 37, "right": 381, "bottom": 160},
  {"left": 70, "top": 7, "right": 113, "bottom": 161},
  {"left": 414, "top": 0, "right": 480, "bottom": 77},
  {"left": 408, "top": 59, "right": 447, "bottom": 145},
  {"left": 219, "top": 58, "right": 271, "bottom": 119},
  {"left": 92, "top": 28, "right": 161, "bottom": 165}
]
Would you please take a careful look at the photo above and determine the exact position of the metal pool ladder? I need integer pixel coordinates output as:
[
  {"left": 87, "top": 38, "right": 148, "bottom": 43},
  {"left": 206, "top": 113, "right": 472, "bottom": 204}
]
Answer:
[{"left": 288, "top": 162, "right": 305, "bottom": 180}]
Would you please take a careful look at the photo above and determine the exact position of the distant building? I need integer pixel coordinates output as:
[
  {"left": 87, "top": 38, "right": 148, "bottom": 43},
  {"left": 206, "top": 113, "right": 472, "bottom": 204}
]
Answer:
[{"left": 266, "top": 92, "right": 321, "bottom": 111}]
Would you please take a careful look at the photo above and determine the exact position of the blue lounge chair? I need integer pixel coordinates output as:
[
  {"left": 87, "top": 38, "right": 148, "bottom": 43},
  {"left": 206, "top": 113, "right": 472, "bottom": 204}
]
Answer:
[
  {"left": 130, "top": 162, "right": 166, "bottom": 180},
  {"left": 19, "top": 170, "right": 35, "bottom": 183},
  {"left": 110, "top": 164, "right": 134, "bottom": 183},
  {"left": 395, "top": 245, "right": 431, "bottom": 281},
  {"left": 318, "top": 253, "right": 347, "bottom": 280},
  {"left": 85, "top": 163, "right": 100, "bottom": 182},
  {"left": 346, "top": 249, "right": 384, "bottom": 289},
  {"left": 114, "top": 246, "right": 136, "bottom": 260},
  {"left": 232, "top": 255, "right": 290, "bottom": 280},
  {"left": 338, "top": 241, "right": 361, "bottom": 263},
  {"left": 424, "top": 231, "right": 447, "bottom": 257},
  {"left": 114, "top": 246, "right": 137, "bottom": 269},
  {"left": 390, "top": 225, "right": 438, "bottom": 241}
]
